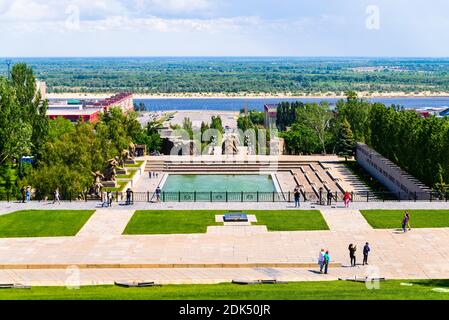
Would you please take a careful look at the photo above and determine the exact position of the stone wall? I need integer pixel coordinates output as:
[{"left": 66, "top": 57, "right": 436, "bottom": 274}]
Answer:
[{"left": 356, "top": 143, "right": 430, "bottom": 199}]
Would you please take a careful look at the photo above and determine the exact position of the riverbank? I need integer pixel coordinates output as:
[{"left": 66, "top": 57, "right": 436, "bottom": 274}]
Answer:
[{"left": 46, "top": 91, "right": 449, "bottom": 100}]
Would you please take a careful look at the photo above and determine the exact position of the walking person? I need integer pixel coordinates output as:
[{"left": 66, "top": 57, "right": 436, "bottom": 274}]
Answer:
[
  {"left": 327, "top": 190, "right": 333, "bottom": 206},
  {"left": 21, "top": 186, "right": 26, "bottom": 203},
  {"left": 155, "top": 186, "right": 161, "bottom": 202},
  {"left": 363, "top": 242, "right": 371, "bottom": 265},
  {"left": 107, "top": 191, "right": 113, "bottom": 207},
  {"left": 402, "top": 211, "right": 411, "bottom": 232},
  {"left": 294, "top": 187, "right": 301, "bottom": 208},
  {"left": 348, "top": 243, "right": 357, "bottom": 267},
  {"left": 102, "top": 191, "right": 108, "bottom": 207},
  {"left": 149, "top": 171, "right": 152, "bottom": 179},
  {"left": 125, "top": 188, "right": 133, "bottom": 205},
  {"left": 53, "top": 188, "right": 61, "bottom": 204},
  {"left": 318, "top": 249, "right": 325, "bottom": 273},
  {"left": 25, "top": 187, "right": 31, "bottom": 203},
  {"left": 343, "top": 191, "right": 351, "bottom": 208},
  {"left": 323, "top": 250, "right": 330, "bottom": 274}
]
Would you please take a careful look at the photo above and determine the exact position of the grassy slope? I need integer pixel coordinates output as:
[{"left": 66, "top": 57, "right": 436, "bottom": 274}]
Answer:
[
  {"left": 0, "top": 210, "right": 95, "bottom": 237},
  {"left": 1, "top": 280, "right": 449, "bottom": 300},
  {"left": 360, "top": 210, "right": 449, "bottom": 229},
  {"left": 123, "top": 210, "right": 329, "bottom": 235}
]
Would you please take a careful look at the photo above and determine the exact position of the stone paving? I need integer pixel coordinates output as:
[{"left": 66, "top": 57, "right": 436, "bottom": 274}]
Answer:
[
  {"left": 1, "top": 205, "right": 449, "bottom": 286},
  {"left": 2, "top": 200, "right": 449, "bottom": 216}
]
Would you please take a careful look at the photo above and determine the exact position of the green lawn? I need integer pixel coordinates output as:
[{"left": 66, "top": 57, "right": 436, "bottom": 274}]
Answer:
[
  {"left": 0, "top": 210, "right": 95, "bottom": 238},
  {"left": 251, "top": 210, "right": 328, "bottom": 231},
  {"left": 125, "top": 161, "right": 144, "bottom": 168},
  {"left": 123, "top": 210, "right": 328, "bottom": 235},
  {"left": 1, "top": 280, "right": 449, "bottom": 300},
  {"left": 116, "top": 169, "right": 138, "bottom": 180},
  {"left": 123, "top": 210, "right": 222, "bottom": 234},
  {"left": 360, "top": 210, "right": 449, "bottom": 229},
  {"left": 103, "top": 181, "right": 128, "bottom": 192}
]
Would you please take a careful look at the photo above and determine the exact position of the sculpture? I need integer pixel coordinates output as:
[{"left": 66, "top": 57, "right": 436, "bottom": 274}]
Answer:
[
  {"left": 104, "top": 157, "right": 120, "bottom": 182},
  {"left": 120, "top": 142, "right": 136, "bottom": 166},
  {"left": 129, "top": 142, "right": 136, "bottom": 158},
  {"left": 222, "top": 135, "right": 240, "bottom": 155},
  {"left": 91, "top": 171, "right": 104, "bottom": 196}
]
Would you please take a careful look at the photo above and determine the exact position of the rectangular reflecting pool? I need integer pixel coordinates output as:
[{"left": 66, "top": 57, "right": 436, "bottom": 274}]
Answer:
[
  {"left": 162, "top": 174, "right": 276, "bottom": 192},
  {"left": 160, "top": 174, "right": 280, "bottom": 202}
]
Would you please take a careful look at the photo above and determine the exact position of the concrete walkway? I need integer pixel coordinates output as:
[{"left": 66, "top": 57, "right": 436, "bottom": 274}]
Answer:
[
  {"left": 76, "top": 209, "right": 135, "bottom": 238},
  {"left": 1, "top": 200, "right": 449, "bottom": 217},
  {"left": 321, "top": 209, "right": 373, "bottom": 232},
  {"left": 1, "top": 206, "right": 449, "bottom": 286}
]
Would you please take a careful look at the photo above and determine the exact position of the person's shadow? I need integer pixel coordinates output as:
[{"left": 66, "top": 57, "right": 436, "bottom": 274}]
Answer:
[{"left": 308, "top": 270, "right": 322, "bottom": 275}]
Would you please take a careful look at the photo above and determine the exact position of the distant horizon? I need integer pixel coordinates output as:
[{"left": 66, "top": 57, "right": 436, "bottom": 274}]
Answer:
[{"left": 2, "top": 56, "right": 449, "bottom": 59}]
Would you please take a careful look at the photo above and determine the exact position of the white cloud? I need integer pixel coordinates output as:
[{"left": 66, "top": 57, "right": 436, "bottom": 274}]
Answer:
[
  {"left": 149, "top": 0, "right": 211, "bottom": 13},
  {"left": 77, "top": 15, "right": 263, "bottom": 33},
  {"left": 1, "top": 0, "right": 54, "bottom": 21}
]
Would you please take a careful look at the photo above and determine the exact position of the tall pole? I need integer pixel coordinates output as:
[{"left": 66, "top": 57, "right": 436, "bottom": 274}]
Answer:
[{"left": 5, "top": 59, "right": 12, "bottom": 80}]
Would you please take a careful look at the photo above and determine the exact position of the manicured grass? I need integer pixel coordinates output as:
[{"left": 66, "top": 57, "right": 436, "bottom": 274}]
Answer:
[
  {"left": 103, "top": 181, "right": 128, "bottom": 192},
  {"left": 123, "top": 210, "right": 328, "bottom": 235},
  {"left": 0, "top": 210, "right": 95, "bottom": 238},
  {"left": 123, "top": 210, "right": 223, "bottom": 234},
  {"left": 1, "top": 280, "right": 449, "bottom": 300},
  {"left": 360, "top": 210, "right": 449, "bottom": 229},
  {"left": 117, "top": 170, "right": 138, "bottom": 180},
  {"left": 250, "top": 210, "right": 328, "bottom": 231},
  {"left": 125, "top": 161, "right": 144, "bottom": 168}
]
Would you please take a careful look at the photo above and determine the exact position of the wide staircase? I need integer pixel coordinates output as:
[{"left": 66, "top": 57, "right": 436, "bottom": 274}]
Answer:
[
  {"left": 145, "top": 160, "right": 308, "bottom": 173},
  {"left": 292, "top": 163, "right": 347, "bottom": 199}
]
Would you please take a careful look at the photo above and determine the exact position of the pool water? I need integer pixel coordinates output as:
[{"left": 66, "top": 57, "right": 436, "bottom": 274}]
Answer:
[{"left": 162, "top": 174, "right": 276, "bottom": 192}]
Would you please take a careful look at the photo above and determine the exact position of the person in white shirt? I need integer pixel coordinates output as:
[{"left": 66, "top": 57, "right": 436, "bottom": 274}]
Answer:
[{"left": 318, "top": 249, "right": 325, "bottom": 273}]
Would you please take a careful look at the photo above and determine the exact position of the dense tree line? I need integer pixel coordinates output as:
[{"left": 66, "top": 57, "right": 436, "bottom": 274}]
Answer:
[
  {"left": 3, "top": 57, "right": 449, "bottom": 94},
  {"left": 0, "top": 63, "right": 162, "bottom": 200},
  {"left": 279, "top": 92, "right": 449, "bottom": 190}
]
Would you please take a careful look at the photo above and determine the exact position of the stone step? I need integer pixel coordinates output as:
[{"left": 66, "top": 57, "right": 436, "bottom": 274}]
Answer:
[{"left": 0, "top": 262, "right": 342, "bottom": 269}]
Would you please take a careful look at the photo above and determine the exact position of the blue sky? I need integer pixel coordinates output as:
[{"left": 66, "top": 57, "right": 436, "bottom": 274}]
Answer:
[{"left": 1, "top": 0, "right": 449, "bottom": 57}]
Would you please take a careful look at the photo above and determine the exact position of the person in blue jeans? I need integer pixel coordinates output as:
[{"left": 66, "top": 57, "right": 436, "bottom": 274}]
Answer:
[
  {"left": 25, "top": 187, "right": 30, "bottom": 202},
  {"left": 155, "top": 186, "right": 161, "bottom": 202},
  {"left": 294, "top": 187, "right": 301, "bottom": 208},
  {"left": 323, "top": 250, "right": 330, "bottom": 274},
  {"left": 363, "top": 242, "right": 371, "bottom": 265}
]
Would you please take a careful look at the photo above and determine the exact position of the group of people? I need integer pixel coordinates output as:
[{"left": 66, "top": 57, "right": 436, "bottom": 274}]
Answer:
[
  {"left": 348, "top": 242, "right": 371, "bottom": 267},
  {"left": 317, "top": 249, "right": 331, "bottom": 274},
  {"left": 101, "top": 188, "right": 134, "bottom": 207},
  {"left": 293, "top": 187, "right": 352, "bottom": 208},
  {"left": 20, "top": 186, "right": 31, "bottom": 203},
  {"left": 149, "top": 172, "right": 159, "bottom": 179},
  {"left": 21, "top": 187, "right": 61, "bottom": 204},
  {"left": 318, "top": 242, "right": 371, "bottom": 274},
  {"left": 101, "top": 191, "right": 115, "bottom": 207}
]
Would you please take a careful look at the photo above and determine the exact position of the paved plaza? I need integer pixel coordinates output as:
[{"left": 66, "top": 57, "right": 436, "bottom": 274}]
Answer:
[{"left": 1, "top": 203, "right": 449, "bottom": 286}]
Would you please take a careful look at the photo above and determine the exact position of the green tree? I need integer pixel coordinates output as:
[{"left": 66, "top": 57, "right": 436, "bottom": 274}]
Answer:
[
  {"left": 295, "top": 103, "right": 333, "bottom": 154},
  {"left": 335, "top": 118, "right": 355, "bottom": 161},
  {"left": 210, "top": 116, "right": 224, "bottom": 133},
  {"left": 182, "top": 117, "right": 194, "bottom": 139},
  {"left": 10, "top": 63, "right": 48, "bottom": 158},
  {"left": 0, "top": 78, "right": 33, "bottom": 165}
]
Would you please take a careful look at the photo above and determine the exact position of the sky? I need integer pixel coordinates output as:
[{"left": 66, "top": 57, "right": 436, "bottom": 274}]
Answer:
[{"left": 1, "top": 0, "right": 449, "bottom": 57}]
